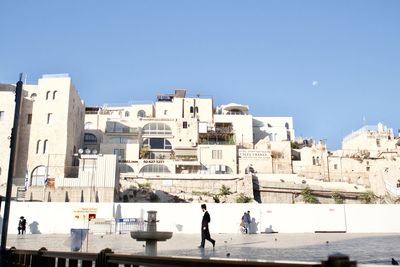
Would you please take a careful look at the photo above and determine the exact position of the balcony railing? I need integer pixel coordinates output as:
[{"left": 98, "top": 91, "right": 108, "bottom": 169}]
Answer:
[
  {"left": 3, "top": 248, "right": 356, "bottom": 267},
  {"left": 105, "top": 127, "right": 140, "bottom": 134}
]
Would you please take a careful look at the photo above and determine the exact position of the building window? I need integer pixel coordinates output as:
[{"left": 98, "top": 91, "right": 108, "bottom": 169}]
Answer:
[
  {"left": 164, "top": 110, "right": 168, "bottom": 115},
  {"left": 84, "top": 133, "right": 97, "bottom": 143},
  {"left": 285, "top": 122, "right": 289, "bottom": 129},
  {"left": 27, "top": 114, "right": 32, "bottom": 124},
  {"left": 47, "top": 113, "right": 52, "bottom": 124},
  {"left": 36, "top": 140, "right": 41, "bottom": 154},
  {"left": 140, "top": 164, "right": 171, "bottom": 173},
  {"left": 137, "top": 110, "right": 146, "bottom": 118},
  {"left": 316, "top": 157, "right": 320, "bottom": 165},
  {"left": 113, "top": 148, "right": 125, "bottom": 160},
  {"left": 46, "top": 91, "right": 51, "bottom": 100},
  {"left": 0, "top": 111, "right": 4, "bottom": 121},
  {"left": 53, "top": 91, "right": 57, "bottom": 100},
  {"left": 143, "top": 138, "right": 172, "bottom": 149},
  {"left": 43, "top": 139, "right": 48, "bottom": 154},
  {"left": 143, "top": 123, "right": 172, "bottom": 135},
  {"left": 334, "top": 164, "right": 338, "bottom": 170},
  {"left": 212, "top": 150, "right": 222, "bottom": 159},
  {"left": 183, "top": 122, "right": 188, "bottom": 128},
  {"left": 312, "top": 156, "right": 316, "bottom": 165},
  {"left": 366, "top": 166, "right": 370, "bottom": 171},
  {"left": 190, "top": 106, "right": 194, "bottom": 113},
  {"left": 195, "top": 107, "right": 199, "bottom": 113},
  {"left": 376, "top": 139, "right": 381, "bottom": 147},
  {"left": 125, "top": 111, "right": 130, "bottom": 117},
  {"left": 110, "top": 137, "right": 136, "bottom": 144},
  {"left": 30, "top": 93, "right": 37, "bottom": 99}
]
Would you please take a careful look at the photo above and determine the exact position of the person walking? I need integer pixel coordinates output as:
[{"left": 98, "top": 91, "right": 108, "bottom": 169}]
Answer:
[
  {"left": 18, "top": 216, "right": 27, "bottom": 235},
  {"left": 244, "top": 211, "right": 251, "bottom": 234},
  {"left": 199, "top": 204, "right": 215, "bottom": 248}
]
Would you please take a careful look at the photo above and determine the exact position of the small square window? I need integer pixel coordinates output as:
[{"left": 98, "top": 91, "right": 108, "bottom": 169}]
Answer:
[
  {"left": 0, "top": 111, "right": 4, "bottom": 121},
  {"left": 183, "top": 122, "right": 188, "bottom": 128},
  {"left": 27, "top": 114, "right": 32, "bottom": 124},
  {"left": 47, "top": 113, "right": 53, "bottom": 124}
]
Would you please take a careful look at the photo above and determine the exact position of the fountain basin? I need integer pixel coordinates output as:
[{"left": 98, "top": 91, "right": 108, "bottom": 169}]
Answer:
[{"left": 131, "top": 231, "right": 173, "bottom": 242}]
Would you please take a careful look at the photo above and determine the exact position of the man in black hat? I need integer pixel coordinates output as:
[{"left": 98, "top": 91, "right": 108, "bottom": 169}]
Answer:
[
  {"left": 18, "top": 216, "right": 27, "bottom": 235},
  {"left": 199, "top": 204, "right": 215, "bottom": 248}
]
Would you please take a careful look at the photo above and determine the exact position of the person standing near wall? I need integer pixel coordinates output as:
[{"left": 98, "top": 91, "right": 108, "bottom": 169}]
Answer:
[
  {"left": 18, "top": 216, "right": 26, "bottom": 235},
  {"left": 199, "top": 204, "right": 215, "bottom": 248},
  {"left": 244, "top": 211, "right": 251, "bottom": 234}
]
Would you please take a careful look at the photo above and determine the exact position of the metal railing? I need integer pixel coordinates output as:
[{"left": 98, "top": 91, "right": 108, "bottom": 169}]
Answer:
[{"left": 2, "top": 248, "right": 356, "bottom": 267}]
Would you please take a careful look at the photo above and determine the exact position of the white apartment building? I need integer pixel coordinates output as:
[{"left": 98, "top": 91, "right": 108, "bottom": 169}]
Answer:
[{"left": 84, "top": 91, "right": 295, "bottom": 181}]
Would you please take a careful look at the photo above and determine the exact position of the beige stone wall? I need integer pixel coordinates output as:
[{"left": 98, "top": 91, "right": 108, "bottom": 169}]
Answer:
[
  {"left": 24, "top": 186, "right": 115, "bottom": 202},
  {"left": 214, "top": 114, "right": 254, "bottom": 148},
  {"left": 198, "top": 145, "right": 237, "bottom": 174},
  {"left": 0, "top": 75, "right": 86, "bottom": 186}
]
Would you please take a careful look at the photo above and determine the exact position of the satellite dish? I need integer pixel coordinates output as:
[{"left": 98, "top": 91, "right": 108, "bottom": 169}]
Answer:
[
  {"left": 85, "top": 148, "right": 91, "bottom": 154},
  {"left": 78, "top": 148, "right": 84, "bottom": 154},
  {"left": 92, "top": 149, "right": 98, "bottom": 155}
]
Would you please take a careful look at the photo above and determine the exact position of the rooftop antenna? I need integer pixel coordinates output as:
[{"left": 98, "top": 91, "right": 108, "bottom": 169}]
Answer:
[{"left": 362, "top": 115, "right": 366, "bottom": 125}]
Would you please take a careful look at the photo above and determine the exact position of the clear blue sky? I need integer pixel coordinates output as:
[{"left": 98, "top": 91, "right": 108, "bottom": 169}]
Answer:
[{"left": 1, "top": 1, "right": 399, "bottom": 149}]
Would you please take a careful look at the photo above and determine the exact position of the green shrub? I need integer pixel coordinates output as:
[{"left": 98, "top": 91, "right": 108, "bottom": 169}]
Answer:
[
  {"left": 332, "top": 192, "right": 344, "bottom": 204},
  {"left": 236, "top": 193, "right": 252, "bottom": 203},
  {"left": 213, "top": 195, "right": 220, "bottom": 203},
  {"left": 359, "top": 191, "right": 376, "bottom": 204},
  {"left": 219, "top": 185, "right": 232, "bottom": 196},
  {"left": 301, "top": 186, "right": 319, "bottom": 204}
]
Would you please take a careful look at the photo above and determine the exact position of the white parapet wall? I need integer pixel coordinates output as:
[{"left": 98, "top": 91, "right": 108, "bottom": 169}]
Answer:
[{"left": 4, "top": 202, "right": 400, "bottom": 234}]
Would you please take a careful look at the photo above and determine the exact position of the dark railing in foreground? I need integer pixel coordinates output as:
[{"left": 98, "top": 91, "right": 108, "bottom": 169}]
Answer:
[{"left": 2, "top": 247, "right": 357, "bottom": 267}]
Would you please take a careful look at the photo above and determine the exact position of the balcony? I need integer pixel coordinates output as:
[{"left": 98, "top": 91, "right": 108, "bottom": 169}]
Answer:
[{"left": 106, "top": 127, "right": 141, "bottom": 135}]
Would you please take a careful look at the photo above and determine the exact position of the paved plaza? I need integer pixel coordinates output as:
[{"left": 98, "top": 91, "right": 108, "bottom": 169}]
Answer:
[{"left": 7, "top": 232, "right": 400, "bottom": 265}]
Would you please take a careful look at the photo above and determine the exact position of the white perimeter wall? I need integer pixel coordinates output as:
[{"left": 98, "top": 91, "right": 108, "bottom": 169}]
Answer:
[{"left": 3, "top": 202, "right": 400, "bottom": 234}]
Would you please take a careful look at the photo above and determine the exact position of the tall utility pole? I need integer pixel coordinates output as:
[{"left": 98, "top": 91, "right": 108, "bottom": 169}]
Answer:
[{"left": 1, "top": 74, "right": 23, "bottom": 254}]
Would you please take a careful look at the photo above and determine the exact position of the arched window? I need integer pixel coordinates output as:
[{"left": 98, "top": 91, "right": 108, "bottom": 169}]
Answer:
[
  {"left": 143, "top": 123, "right": 172, "bottom": 135},
  {"left": 312, "top": 156, "right": 316, "bottom": 165},
  {"left": 84, "top": 133, "right": 97, "bottom": 143},
  {"left": 0, "top": 167, "right": 2, "bottom": 176},
  {"left": 137, "top": 110, "right": 146, "bottom": 118},
  {"left": 139, "top": 164, "right": 170, "bottom": 173},
  {"left": 46, "top": 91, "right": 51, "bottom": 100},
  {"left": 285, "top": 122, "right": 289, "bottom": 129},
  {"left": 31, "top": 165, "right": 47, "bottom": 186},
  {"left": 125, "top": 111, "right": 130, "bottom": 117},
  {"left": 53, "top": 91, "right": 57, "bottom": 100},
  {"left": 36, "top": 140, "right": 41, "bottom": 154},
  {"left": 43, "top": 139, "right": 48, "bottom": 154}
]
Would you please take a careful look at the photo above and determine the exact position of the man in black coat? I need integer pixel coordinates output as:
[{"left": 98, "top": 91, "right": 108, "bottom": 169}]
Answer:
[{"left": 199, "top": 204, "right": 215, "bottom": 248}]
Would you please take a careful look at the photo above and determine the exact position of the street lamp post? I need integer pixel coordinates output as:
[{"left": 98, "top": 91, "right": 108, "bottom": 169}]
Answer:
[{"left": 1, "top": 74, "right": 24, "bottom": 255}]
